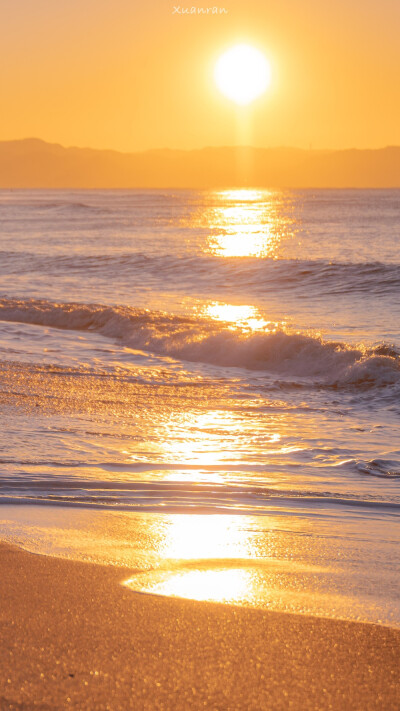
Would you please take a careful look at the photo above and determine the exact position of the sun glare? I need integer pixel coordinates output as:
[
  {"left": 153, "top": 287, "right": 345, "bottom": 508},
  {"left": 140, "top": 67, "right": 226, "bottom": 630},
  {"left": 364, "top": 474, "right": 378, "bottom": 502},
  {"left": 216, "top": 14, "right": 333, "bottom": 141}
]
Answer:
[{"left": 215, "top": 44, "right": 271, "bottom": 105}]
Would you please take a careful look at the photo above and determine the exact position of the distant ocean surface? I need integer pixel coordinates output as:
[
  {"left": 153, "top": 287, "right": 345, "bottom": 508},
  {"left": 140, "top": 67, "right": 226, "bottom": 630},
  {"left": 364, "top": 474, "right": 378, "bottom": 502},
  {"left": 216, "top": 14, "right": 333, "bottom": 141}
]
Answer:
[{"left": 0, "top": 188, "right": 399, "bottom": 625}]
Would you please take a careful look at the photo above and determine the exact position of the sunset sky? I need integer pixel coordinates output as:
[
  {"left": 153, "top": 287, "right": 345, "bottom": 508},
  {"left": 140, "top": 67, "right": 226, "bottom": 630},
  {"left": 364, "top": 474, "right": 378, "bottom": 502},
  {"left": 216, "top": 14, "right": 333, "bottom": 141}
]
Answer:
[{"left": 1, "top": 0, "right": 399, "bottom": 152}]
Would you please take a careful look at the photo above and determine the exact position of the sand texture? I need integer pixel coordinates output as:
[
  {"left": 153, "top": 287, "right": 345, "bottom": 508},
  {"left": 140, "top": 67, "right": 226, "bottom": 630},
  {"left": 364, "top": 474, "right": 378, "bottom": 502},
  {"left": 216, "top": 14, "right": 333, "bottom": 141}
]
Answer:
[{"left": 0, "top": 543, "right": 399, "bottom": 710}]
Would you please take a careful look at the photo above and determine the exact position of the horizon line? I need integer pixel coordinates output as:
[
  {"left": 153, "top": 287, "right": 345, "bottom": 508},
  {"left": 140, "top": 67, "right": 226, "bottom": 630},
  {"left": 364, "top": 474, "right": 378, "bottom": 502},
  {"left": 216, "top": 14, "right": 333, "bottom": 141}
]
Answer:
[{"left": 1, "top": 137, "right": 399, "bottom": 156}]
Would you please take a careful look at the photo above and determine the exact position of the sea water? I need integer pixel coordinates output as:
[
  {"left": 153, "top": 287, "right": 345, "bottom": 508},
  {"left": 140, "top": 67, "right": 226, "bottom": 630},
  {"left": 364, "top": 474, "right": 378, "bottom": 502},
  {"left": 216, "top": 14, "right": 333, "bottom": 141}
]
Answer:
[{"left": 0, "top": 188, "right": 399, "bottom": 625}]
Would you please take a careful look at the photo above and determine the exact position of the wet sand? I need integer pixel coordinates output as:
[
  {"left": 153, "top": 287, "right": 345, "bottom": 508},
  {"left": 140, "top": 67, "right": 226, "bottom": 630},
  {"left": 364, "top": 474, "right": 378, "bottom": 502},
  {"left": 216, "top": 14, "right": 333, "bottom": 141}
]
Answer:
[{"left": 0, "top": 543, "right": 399, "bottom": 710}]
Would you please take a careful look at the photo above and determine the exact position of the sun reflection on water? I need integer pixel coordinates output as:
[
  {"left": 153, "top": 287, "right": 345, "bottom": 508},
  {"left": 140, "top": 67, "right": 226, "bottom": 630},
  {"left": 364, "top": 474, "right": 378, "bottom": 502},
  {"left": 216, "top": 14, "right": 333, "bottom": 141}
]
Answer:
[
  {"left": 202, "top": 301, "right": 282, "bottom": 332},
  {"left": 203, "top": 189, "right": 295, "bottom": 258},
  {"left": 126, "top": 399, "right": 290, "bottom": 470}
]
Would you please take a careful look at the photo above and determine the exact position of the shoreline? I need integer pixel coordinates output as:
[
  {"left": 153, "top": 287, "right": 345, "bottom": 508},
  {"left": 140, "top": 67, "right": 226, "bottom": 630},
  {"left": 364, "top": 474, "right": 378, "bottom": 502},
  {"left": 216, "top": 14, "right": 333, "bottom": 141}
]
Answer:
[
  {"left": 3, "top": 536, "right": 400, "bottom": 633},
  {"left": 1, "top": 542, "right": 399, "bottom": 710}
]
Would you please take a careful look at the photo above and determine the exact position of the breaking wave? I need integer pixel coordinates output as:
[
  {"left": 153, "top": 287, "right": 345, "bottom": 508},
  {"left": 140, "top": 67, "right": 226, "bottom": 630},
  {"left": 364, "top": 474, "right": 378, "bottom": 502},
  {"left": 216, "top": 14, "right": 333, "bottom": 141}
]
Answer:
[{"left": 1, "top": 297, "right": 399, "bottom": 387}]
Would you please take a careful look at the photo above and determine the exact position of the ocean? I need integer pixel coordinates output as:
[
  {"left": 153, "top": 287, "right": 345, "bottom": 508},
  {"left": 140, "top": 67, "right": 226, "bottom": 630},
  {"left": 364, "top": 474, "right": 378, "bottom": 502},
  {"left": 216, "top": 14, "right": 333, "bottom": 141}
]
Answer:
[{"left": 0, "top": 188, "right": 399, "bottom": 626}]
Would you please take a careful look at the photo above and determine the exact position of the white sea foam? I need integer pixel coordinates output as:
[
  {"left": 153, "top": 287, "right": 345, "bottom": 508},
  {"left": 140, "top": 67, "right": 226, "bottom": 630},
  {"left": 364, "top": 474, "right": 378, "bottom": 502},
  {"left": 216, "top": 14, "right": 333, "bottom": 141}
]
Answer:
[{"left": 1, "top": 297, "right": 399, "bottom": 387}]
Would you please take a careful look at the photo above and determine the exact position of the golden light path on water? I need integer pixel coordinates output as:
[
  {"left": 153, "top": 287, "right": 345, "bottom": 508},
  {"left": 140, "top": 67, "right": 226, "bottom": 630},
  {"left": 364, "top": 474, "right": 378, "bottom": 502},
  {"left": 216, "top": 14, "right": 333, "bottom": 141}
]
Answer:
[
  {"left": 1, "top": 189, "right": 396, "bottom": 623},
  {"left": 203, "top": 189, "right": 295, "bottom": 258},
  {"left": 200, "top": 301, "right": 285, "bottom": 334},
  {"left": 127, "top": 407, "right": 287, "bottom": 470},
  {"left": 116, "top": 172, "right": 356, "bottom": 615}
]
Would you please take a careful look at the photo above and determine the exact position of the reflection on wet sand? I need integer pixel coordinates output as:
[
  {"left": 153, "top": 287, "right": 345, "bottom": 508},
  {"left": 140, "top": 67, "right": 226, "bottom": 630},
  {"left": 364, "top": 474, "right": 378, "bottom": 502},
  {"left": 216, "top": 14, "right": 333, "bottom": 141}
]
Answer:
[
  {"left": 132, "top": 567, "right": 253, "bottom": 604},
  {"left": 124, "top": 511, "right": 334, "bottom": 610},
  {"left": 123, "top": 510, "right": 399, "bottom": 626},
  {"left": 124, "top": 513, "right": 260, "bottom": 605},
  {"left": 2, "top": 504, "right": 398, "bottom": 625}
]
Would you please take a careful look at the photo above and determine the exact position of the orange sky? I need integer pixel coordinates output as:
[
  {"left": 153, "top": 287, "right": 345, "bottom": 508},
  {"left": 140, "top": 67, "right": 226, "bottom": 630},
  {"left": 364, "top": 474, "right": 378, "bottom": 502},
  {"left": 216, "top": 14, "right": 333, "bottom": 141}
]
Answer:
[{"left": 0, "top": 0, "right": 399, "bottom": 152}]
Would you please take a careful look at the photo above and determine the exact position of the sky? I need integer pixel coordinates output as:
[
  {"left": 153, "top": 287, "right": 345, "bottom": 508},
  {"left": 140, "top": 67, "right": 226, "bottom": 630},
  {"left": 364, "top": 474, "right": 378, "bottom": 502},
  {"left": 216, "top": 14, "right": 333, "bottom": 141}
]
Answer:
[{"left": 0, "top": 0, "right": 399, "bottom": 152}]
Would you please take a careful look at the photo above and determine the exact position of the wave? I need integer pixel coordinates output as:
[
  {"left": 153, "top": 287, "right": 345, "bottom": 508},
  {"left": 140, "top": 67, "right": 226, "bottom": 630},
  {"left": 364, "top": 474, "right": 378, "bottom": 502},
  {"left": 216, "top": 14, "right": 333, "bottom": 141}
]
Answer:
[
  {"left": 0, "top": 199, "right": 114, "bottom": 215},
  {"left": 2, "top": 457, "right": 399, "bottom": 481},
  {"left": 355, "top": 459, "right": 400, "bottom": 479},
  {"left": 1, "top": 297, "right": 399, "bottom": 387},
  {"left": 1, "top": 476, "right": 398, "bottom": 514},
  {"left": 1, "top": 252, "right": 400, "bottom": 295}
]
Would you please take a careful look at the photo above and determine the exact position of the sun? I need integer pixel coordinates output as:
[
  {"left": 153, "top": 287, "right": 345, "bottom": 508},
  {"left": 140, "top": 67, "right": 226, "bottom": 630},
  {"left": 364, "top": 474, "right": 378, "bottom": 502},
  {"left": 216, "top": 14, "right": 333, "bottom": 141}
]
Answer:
[{"left": 214, "top": 44, "right": 271, "bottom": 106}]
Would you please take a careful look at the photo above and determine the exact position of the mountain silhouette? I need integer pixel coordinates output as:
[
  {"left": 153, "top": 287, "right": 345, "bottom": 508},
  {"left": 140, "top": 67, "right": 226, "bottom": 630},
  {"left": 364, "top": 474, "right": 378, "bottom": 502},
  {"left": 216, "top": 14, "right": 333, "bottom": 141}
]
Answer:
[{"left": 0, "top": 138, "right": 399, "bottom": 188}]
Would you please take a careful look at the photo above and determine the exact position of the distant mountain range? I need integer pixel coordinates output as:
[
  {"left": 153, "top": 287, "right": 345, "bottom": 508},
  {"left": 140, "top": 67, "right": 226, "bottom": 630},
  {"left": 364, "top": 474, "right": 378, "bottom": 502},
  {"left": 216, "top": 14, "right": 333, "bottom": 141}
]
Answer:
[{"left": 0, "top": 138, "right": 399, "bottom": 188}]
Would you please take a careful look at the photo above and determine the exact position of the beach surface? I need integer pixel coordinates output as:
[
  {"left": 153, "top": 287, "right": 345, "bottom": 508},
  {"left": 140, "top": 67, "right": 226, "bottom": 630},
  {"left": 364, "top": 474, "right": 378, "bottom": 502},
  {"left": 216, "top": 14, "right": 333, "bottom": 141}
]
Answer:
[{"left": 1, "top": 543, "right": 399, "bottom": 711}]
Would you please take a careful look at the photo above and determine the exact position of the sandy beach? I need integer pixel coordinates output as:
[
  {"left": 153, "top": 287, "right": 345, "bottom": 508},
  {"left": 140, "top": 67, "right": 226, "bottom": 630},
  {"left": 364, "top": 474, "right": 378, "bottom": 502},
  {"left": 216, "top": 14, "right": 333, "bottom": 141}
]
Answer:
[
  {"left": 1, "top": 0, "right": 400, "bottom": 703},
  {"left": 0, "top": 543, "right": 399, "bottom": 711}
]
